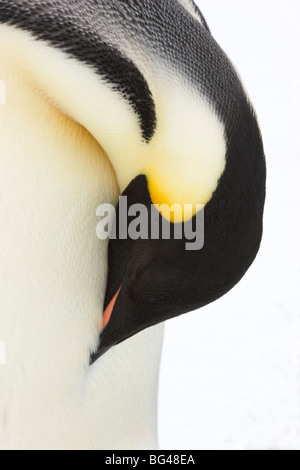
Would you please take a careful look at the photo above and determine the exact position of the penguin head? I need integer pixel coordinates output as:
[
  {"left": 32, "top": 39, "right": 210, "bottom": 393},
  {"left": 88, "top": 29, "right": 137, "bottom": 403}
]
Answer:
[
  {"left": 0, "top": 0, "right": 266, "bottom": 360},
  {"left": 89, "top": 1, "right": 266, "bottom": 359}
]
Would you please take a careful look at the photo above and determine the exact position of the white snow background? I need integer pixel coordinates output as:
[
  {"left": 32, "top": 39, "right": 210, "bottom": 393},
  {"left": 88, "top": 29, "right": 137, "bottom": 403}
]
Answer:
[{"left": 159, "top": 0, "right": 300, "bottom": 450}]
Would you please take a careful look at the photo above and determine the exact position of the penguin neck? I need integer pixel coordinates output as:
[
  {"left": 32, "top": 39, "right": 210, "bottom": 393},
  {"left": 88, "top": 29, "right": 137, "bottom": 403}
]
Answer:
[{"left": 0, "top": 26, "right": 164, "bottom": 450}]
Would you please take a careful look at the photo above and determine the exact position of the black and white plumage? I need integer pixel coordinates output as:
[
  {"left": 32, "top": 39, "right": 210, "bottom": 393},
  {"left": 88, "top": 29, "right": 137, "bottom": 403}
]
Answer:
[{"left": 0, "top": 0, "right": 266, "bottom": 450}]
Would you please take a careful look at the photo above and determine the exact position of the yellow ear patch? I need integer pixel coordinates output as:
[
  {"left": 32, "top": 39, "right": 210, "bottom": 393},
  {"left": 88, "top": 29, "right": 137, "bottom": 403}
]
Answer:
[
  {"left": 141, "top": 72, "right": 227, "bottom": 224},
  {"left": 147, "top": 175, "right": 204, "bottom": 223}
]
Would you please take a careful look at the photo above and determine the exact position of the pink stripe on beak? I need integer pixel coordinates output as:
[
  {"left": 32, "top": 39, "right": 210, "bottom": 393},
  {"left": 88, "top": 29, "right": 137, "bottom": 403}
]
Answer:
[{"left": 102, "top": 287, "right": 121, "bottom": 330}]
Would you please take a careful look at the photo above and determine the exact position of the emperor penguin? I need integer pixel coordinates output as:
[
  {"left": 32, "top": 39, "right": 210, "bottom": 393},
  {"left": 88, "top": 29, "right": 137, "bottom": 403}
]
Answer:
[{"left": 0, "top": 0, "right": 266, "bottom": 450}]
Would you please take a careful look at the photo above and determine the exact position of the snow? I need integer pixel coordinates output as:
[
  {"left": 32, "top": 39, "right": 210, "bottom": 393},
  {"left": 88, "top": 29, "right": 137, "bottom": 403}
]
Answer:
[{"left": 159, "top": 0, "right": 300, "bottom": 450}]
